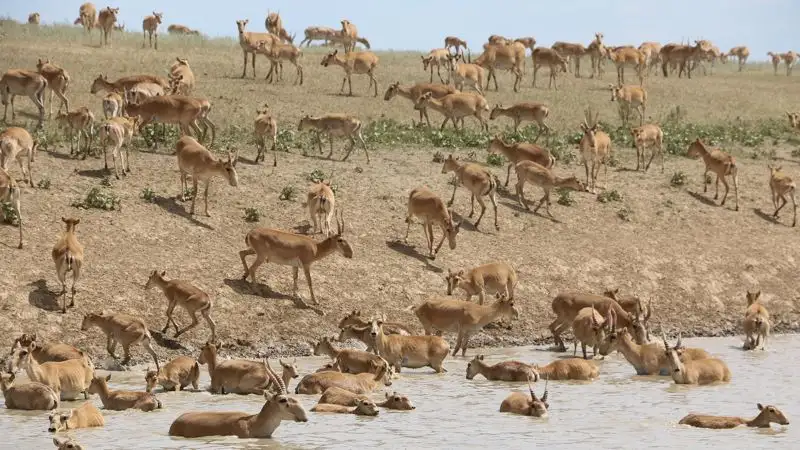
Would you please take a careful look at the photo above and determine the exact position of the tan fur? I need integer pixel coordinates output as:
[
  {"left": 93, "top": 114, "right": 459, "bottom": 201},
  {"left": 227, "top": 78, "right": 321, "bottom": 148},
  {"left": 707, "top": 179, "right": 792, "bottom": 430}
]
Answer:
[
  {"left": 307, "top": 182, "right": 336, "bottom": 236},
  {"left": 198, "top": 342, "right": 268, "bottom": 394},
  {"left": 97, "top": 7, "right": 120, "bottom": 47},
  {"left": 169, "top": 58, "right": 195, "bottom": 95},
  {"left": 422, "top": 49, "right": 452, "bottom": 83},
  {"left": 384, "top": 82, "right": 457, "bottom": 126},
  {"left": 145, "top": 356, "right": 200, "bottom": 392},
  {"left": 339, "top": 19, "right": 359, "bottom": 53},
  {"left": 0, "top": 126, "right": 35, "bottom": 186},
  {"left": 446, "top": 262, "right": 517, "bottom": 304},
  {"left": 404, "top": 186, "right": 461, "bottom": 259},
  {"left": 312, "top": 398, "right": 379, "bottom": 416},
  {"left": 298, "top": 113, "right": 368, "bottom": 162},
  {"left": 317, "top": 386, "right": 369, "bottom": 406},
  {"left": 300, "top": 26, "right": 339, "bottom": 47},
  {"left": 81, "top": 311, "right": 160, "bottom": 370},
  {"left": 126, "top": 95, "right": 215, "bottom": 147},
  {"left": 499, "top": 391, "right": 549, "bottom": 416},
  {"left": 168, "top": 24, "right": 200, "bottom": 35},
  {"left": 444, "top": 36, "right": 468, "bottom": 57},
  {"left": 321, "top": 49, "right": 379, "bottom": 97},
  {"left": 599, "top": 327, "right": 708, "bottom": 375},
  {"left": 265, "top": 12, "right": 293, "bottom": 44},
  {"left": 416, "top": 92, "right": 490, "bottom": 132},
  {"left": 686, "top": 139, "right": 739, "bottom": 211},
  {"left": 551, "top": 41, "right": 586, "bottom": 76},
  {"left": 514, "top": 161, "right": 586, "bottom": 217},
  {"left": 142, "top": 12, "right": 163, "bottom": 49},
  {"left": 102, "top": 92, "right": 122, "bottom": 118},
  {"left": 11, "top": 348, "right": 93, "bottom": 400},
  {"left": 35, "top": 59, "right": 70, "bottom": 118},
  {"left": 630, "top": 124, "right": 663, "bottom": 172},
  {"left": 608, "top": 47, "right": 646, "bottom": 85},
  {"left": 531, "top": 47, "right": 568, "bottom": 89},
  {"left": 145, "top": 270, "right": 216, "bottom": 341},
  {"left": 55, "top": 107, "right": 94, "bottom": 156},
  {"left": 586, "top": 33, "right": 606, "bottom": 78},
  {"left": 51, "top": 217, "right": 83, "bottom": 312},
  {"left": 8, "top": 334, "right": 83, "bottom": 364},
  {"left": 90, "top": 74, "right": 169, "bottom": 95},
  {"left": 53, "top": 437, "right": 84, "bottom": 450},
  {"left": 441, "top": 153, "right": 497, "bottom": 229},
  {"left": 314, "top": 336, "right": 386, "bottom": 372},
  {"left": 338, "top": 310, "right": 413, "bottom": 336},
  {"left": 549, "top": 292, "right": 647, "bottom": 351},
  {"left": 0, "top": 69, "right": 47, "bottom": 128},
  {"left": 253, "top": 104, "right": 278, "bottom": 165},
  {"left": 680, "top": 404, "right": 789, "bottom": 429},
  {"left": 579, "top": 108, "right": 612, "bottom": 192},
  {"left": 610, "top": 84, "right": 647, "bottom": 126},
  {"left": 728, "top": 46, "right": 749, "bottom": 71},
  {"left": 768, "top": 166, "right": 796, "bottom": 227},
  {"left": 369, "top": 319, "right": 450, "bottom": 372},
  {"left": 0, "top": 373, "right": 59, "bottom": 410},
  {"left": 466, "top": 355, "right": 537, "bottom": 381},
  {"left": 638, "top": 41, "right": 662, "bottom": 75},
  {"left": 295, "top": 359, "right": 392, "bottom": 394},
  {"left": 89, "top": 374, "right": 161, "bottom": 411},
  {"left": 473, "top": 43, "right": 523, "bottom": 92},
  {"left": 663, "top": 333, "right": 730, "bottom": 385},
  {"left": 255, "top": 40, "right": 304, "bottom": 86},
  {"left": 78, "top": 3, "right": 97, "bottom": 36},
  {"left": 235, "top": 19, "right": 279, "bottom": 78},
  {"left": 28, "top": 13, "right": 40, "bottom": 25},
  {"left": 0, "top": 168, "right": 22, "bottom": 248},
  {"left": 98, "top": 120, "right": 128, "bottom": 178},
  {"left": 174, "top": 136, "right": 237, "bottom": 216},
  {"left": 743, "top": 290, "right": 771, "bottom": 350},
  {"left": 488, "top": 136, "right": 555, "bottom": 187},
  {"left": 533, "top": 358, "right": 599, "bottom": 381},
  {"left": 48, "top": 402, "right": 104, "bottom": 431},
  {"left": 490, "top": 103, "right": 550, "bottom": 135},
  {"left": 447, "top": 55, "right": 485, "bottom": 94}
]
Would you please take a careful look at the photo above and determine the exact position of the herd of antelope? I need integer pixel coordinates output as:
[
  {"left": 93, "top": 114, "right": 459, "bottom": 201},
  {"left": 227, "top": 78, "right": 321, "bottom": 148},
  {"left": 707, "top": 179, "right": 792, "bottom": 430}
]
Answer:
[{"left": 0, "top": 4, "right": 796, "bottom": 447}]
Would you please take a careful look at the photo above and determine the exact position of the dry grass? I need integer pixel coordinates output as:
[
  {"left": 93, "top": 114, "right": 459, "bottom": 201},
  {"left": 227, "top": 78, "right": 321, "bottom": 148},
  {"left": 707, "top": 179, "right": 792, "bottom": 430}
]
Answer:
[{"left": 1, "top": 21, "right": 800, "bottom": 363}]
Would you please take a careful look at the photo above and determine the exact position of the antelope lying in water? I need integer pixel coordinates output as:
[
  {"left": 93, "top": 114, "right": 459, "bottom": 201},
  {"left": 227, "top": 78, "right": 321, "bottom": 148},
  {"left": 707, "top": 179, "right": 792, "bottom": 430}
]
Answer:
[
  {"left": 169, "top": 360, "right": 308, "bottom": 438},
  {"left": 499, "top": 378, "right": 548, "bottom": 417},
  {"left": 318, "top": 386, "right": 415, "bottom": 410},
  {"left": 663, "top": 332, "right": 730, "bottom": 385},
  {"left": 466, "top": 355, "right": 538, "bottom": 381},
  {"left": 53, "top": 437, "right": 84, "bottom": 450},
  {"left": 294, "top": 359, "right": 392, "bottom": 394},
  {"left": 531, "top": 358, "right": 599, "bottom": 381},
  {"left": 679, "top": 404, "right": 789, "bottom": 429},
  {"left": 145, "top": 355, "right": 200, "bottom": 392},
  {"left": 89, "top": 374, "right": 162, "bottom": 411},
  {"left": 0, "top": 372, "right": 59, "bottom": 410},
  {"left": 48, "top": 402, "right": 104, "bottom": 432},
  {"left": 199, "top": 341, "right": 268, "bottom": 395},
  {"left": 311, "top": 398, "right": 379, "bottom": 416}
]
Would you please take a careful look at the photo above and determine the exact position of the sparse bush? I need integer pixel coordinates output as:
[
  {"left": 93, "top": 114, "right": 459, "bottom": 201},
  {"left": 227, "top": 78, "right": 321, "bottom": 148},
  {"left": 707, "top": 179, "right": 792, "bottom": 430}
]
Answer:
[
  {"left": 704, "top": 173, "right": 713, "bottom": 184},
  {"left": 791, "top": 148, "right": 800, "bottom": 158},
  {"left": 597, "top": 189, "right": 623, "bottom": 203},
  {"left": 308, "top": 169, "right": 325, "bottom": 183},
  {"left": 556, "top": 188, "right": 575, "bottom": 206},
  {"left": 1, "top": 202, "right": 20, "bottom": 225},
  {"left": 183, "top": 187, "right": 196, "bottom": 199},
  {"left": 72, "top": 187, "right": 121, "bottom": 211},
  {"left": 432, "top": 151, "right": 444, "bottom": 163},
  {"left": 670, "top": 171, "right": 687, "bottom": 187},
  {"left": 617, "top": 207, "right": 633, "bottom": 222},
  {"left": 100, "top": 176, "right": 112, "bottom": 187},
  {"left": 243, "top": 207, "right": 261, "bottom": 222},
  {"left": 141, "top": 187, "right": 156, "bottom": 203},
  {"left": 486, "top": 153, "right": 504, "bottom": 167},
  {"left": 280, "top": 185, "right": 296, "bottom": 201},
  {"left": 36, "top": 178, "right": 51, "bottom": 190}
]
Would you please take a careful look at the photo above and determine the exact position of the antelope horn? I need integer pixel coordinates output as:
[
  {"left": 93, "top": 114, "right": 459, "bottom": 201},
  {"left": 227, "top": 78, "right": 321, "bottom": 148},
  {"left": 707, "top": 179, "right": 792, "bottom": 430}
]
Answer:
[
  {"left": 541, "top": 374, "right": 549, "bottom": 403},
  {"left": 527, "top": 373, "right": 537, "bottom": 400},
  {"left": 591, "top": 302, "right": 598, "bottom": 326},
  {"left": 645, "top": 298, "right": 653, "bottom": 322},
  {"left": 675, "top": 332, "right": 683, "bottom": 349},
  {"left": 265, "top": 359, "right": 286, "bottom": 394},
  {"left": 661, "top": 330, "right": 669, "bottom": 349}
]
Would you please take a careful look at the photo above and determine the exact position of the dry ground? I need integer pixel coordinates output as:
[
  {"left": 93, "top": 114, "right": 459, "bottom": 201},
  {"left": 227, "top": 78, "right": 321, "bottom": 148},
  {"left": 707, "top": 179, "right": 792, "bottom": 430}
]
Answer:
[{"left": 1, "top": 23, "right": 800, "bottom": 365}]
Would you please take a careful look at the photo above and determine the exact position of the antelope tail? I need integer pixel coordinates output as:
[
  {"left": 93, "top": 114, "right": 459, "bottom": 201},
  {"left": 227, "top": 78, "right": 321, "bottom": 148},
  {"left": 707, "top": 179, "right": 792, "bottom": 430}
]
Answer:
[
  {"left": 65, "top": 250, "right": 74, "bottom": 272},
  {"left": 484, "top": 173, "right": 497, "bottom": 196}
]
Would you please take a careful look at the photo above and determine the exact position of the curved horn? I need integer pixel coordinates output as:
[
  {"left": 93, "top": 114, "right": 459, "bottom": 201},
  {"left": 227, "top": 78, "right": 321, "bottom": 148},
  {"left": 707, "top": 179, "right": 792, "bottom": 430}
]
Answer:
[
  {"left": 527, "top": 373, "right": 537, "bottom": 401},
  {"left": 591, "top": 302, "right": 598, "bottom": 326},
  {"left": 661, "top": 330, "right": 669, "bottom": 349},
  {"left": 645, "top": 298, "right": 653, "bottom": 322},
  {"left": 675, "top": 332, "right": 683, "bottom": 349},
  {"left": 541, "top": 374, "right": 549, "bottom": 404},
  {"left": 265, "top": 359, "right": 286, "bottom": 394}
]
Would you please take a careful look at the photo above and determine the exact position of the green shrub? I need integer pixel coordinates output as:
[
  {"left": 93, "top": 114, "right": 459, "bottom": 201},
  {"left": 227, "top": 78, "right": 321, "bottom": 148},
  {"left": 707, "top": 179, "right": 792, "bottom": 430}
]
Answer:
[
  {"left": 670, "top": 171, "right": 687, "bottom": 187},
  {"left": 243, "top": 207, "right": 261, "bottom": 222},
  {"left": 308, "top": 169, "right": 325, "bottom": 183},
  {"left": 141, "top": 187, "right": 157, "bottom": 203},
  {"left": 1, "top": 202, "right": 19, "bottom": 225},
  {"left": 279, "top": 185, "right": 296, "bottom": 201},
  {"left": 597, "top": 189, "right": 623, "bottom": 203},
  {"left": 556, "top": 189, "right": 575, "bottom": 206},
  {"left": 486, "top": 153, "right": 504, "bottom": 167},
  {"left": 72, "top": 187, "right": 121, "bottom": 211},
  {"left": 36, "top": 178, "right": 51, "bottom": 190}
]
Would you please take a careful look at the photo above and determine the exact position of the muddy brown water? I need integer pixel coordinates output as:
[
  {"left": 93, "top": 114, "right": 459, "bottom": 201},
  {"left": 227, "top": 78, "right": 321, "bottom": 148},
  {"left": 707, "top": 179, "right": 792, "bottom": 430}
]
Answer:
[{"left": 1, "top": 335, "right": 797, "bottom": 449}]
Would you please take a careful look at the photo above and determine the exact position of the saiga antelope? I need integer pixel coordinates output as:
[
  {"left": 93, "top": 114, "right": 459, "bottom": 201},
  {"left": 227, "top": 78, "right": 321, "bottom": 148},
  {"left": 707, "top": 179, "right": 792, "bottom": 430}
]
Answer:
[
  {"left": 487, "top": 136, "right": 555, "bottom": 187},
  {"left": 680, "top": 404, "right": 789, "bottom": 429},
  {"left": 514, "top": 161, "right": 586, "bottom": 218},
  {"left": 415, "top": 92, "right": 490, "bottom": 132},
  {"left": 52, "top": 218, "right": 83, "bottom": 313},
  {"left": 444, "top": 36, "right": 468, "bottom": 58},
  {"left": 422, "top": 49, "right": 452, "bottom": 83},
  {"left": 35, "top": 59, "right": 70, "bottom": 118},
  {"left": 728, "top": 46, "right": 749, "bottom": 71},
  {"left": 0, "top": 69, "right": 47, "bottom": 129},
  {"left": 0, "top": 168, "right": 22, "bottom": 248},
  {"left": 531, "top": 47, "right": 568, "bottom": 89},
  {"left": 405, "top": 186, "right": 461, "bottom": 259},
  {"left": 0, "top": 126, "right": 36, "bottom": 186},
  {"left": 441, "top": 154, "right": 498, "bottom": 230},
  {"left": 80, "top": 311, "right": 160, "bottom": 370},
  {"left": 499, "top": 377, "right": 549, "bottom": 417},
  {"left": 579, "top": 108, "right": 612, "bottom": 193},
  {"left": 489, "top": 103, "right": 550, "bottom": 137},
  {"left": 610, "top": 84, "right": 647, "bottom": 126},
  {"left": 97, "top": 7, "right": 120, "bottom": 47},
  {"left": 321, "top": 49, "right": 379, "bottom": 97},
  {"left": 297, "top": 114, "right": 369, "bottom": 162},
  {"left": 686, "top": 139, "right": 739, "bottom": 211},
  {"left": 236, "top": 19, "right": 278, "bottom": 78},
  {"left": 630, "top": 124, "right": 664, "bottom": 172},
  {"left": 253, "top": 104, "right": 278, "bottom": 166},
  {"left": 175, "top": 136, "right": 239, "bottom": 216},
  {"left": 383, "top": 81, "right": 457, "bottom": 127},
  {"left": 145, "top": 270, "right": 217, "bottom": 342},
  {"left": 743, "top": 290, "right": 770, "bottom": 350},
  {"left": 768, "top": 165, "right": 796, "bottom": 226},
  {"left": 307, "top": 181, "right": 335, "bottom": 236},
  {"left": 446, "top": 262, "right": 517, "bottom": 304},
  {"left": 142, "top": 12, "right": 163, "bottom": 49},
  {"left": 662, "top": 332, "right": 730, "bottom": 385}
]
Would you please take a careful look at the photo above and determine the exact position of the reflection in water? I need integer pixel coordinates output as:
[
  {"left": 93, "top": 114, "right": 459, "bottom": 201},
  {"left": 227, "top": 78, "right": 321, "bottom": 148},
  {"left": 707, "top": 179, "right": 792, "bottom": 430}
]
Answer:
[{"left": 1, "top": 335, "right": 797, "bottom": 449}]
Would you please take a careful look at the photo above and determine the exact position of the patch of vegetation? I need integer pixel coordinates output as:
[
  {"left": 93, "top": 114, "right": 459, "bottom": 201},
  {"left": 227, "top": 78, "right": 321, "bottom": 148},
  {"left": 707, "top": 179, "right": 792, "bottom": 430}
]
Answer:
[
  {"left": 1, "top": 202, "right": 20, "bottom": 226},
  {"left": 279, "top": 185, "right": 296, "bottom": 201},
  {"left": 556, "top": 189, "right": 575, "bottom": 206},
  {"left": 670, "top": 171, "right": 688, "bottom": 187},
  {"left": 72, "top": 187, "right": 121, "bottom": 211},
  {"left": 597, "top": 189, "right": 623, "bottom": 203},
  {"left": 243, "top": 207, "right": 261, "bottom": 222},
  {"left": 432, "top": 151, "right": 444, "bottom": 163},
  {"left": 274, "top": 129, "right": 296, "bottom": 153},
  {"left": 141, "top": 187, "right": 157, "bottom": 203},
  {"left": 308, "top": 169, "right": 325, "bottom": 183},
  {"left": 183, "top": 187, "right": 196, "bottom": 199},
  {"left": 36, "top": 178, "right": 51, "bottom": 190},
  {"left": 100, "top": 176, "right": 112, "bottom": 187},
  {"left": 704, "top": 173, "right": 713, "bottom": 184},
  {"left": 617, "top": 207, "right": 633, "bottom": 222}
]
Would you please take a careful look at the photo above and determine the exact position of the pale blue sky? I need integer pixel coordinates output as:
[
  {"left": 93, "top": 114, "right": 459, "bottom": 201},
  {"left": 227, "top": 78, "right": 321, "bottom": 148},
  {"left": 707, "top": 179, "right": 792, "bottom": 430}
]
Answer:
[{"left": 6, "top": 1, "right": 797, "bottom": 59}]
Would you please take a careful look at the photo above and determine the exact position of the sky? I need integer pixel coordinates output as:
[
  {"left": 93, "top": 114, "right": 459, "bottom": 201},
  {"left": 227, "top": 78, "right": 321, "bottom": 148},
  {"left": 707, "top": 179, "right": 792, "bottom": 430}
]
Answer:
[{"left": 5, "top": 1, "right": 798, "bottom": 59}]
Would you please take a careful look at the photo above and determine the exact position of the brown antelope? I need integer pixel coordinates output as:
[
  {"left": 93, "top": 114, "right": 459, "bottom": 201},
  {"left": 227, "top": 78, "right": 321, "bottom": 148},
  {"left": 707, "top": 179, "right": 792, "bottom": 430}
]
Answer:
[
  {"left": 680, "top": 404, "right": 789, "bottom": 429},
  {"left": 145, "top": 270, "right": 216, "bottom": 342},
  {"left": 313, "top": 336, "right": 387, "bottom": 373},
  {"left": 312, "top": 398, "right": 379, "bottom": 416},
  {"left": 338, "top": 310, "right": 414, "bottom": 336},
  {"left": 98, "top": 119, "right": 129, "bottom": 178},
  {"left": 0, "top": 168, "right": 22, "bottom": 248},
  {"left": 51, "top": 217, "right": 83, "bottom": 313},
  {"left": 610, "top": 84, "right": 646, "bottom": 126},
  {"left": 638, "top": 42, "right": 662, "bottom": 75},
  {"left": 78, "top": 3, "right": 97, "bottom": 38},
  {"left": 404, "top": 186, "right": 462, "bottom": 259},
  {"left": 532, "top": 358, "right": 599, "bottom": 380},
  {"left": 295, "top": 359, "right": 392, "bottom": 394},
  {"left": 35, "top": 59, "right": 70, "bottom": 118},
  {"left": 781, "top": 51, "right": 798, "bottom": 75},
  {"left": 297, "top": 114, "right": 369, "bottom": 162},
  {"left": 10, "top": 347, "right": 93, "bottom": 400},
  {"left": 551, "top": 41, "right": 586, "bottom": 76},
  {"left": 145, "top": 356, "right": 200, "bottom": 392},
  {"left": 198, "top": 341, "right": 268, "bottom": 394},
  {"left": 318, "top": 387, "right": 415, "bottom": 410},
  {"left": 48, "top": 402, "right": 104, "bottom": 432},
  {"left": 0, "top": 126, "right": 35, "bottom": 186},
  {"left": 239, "top": 213, "right": 352, "bottom": 304},
  {"left": 572, "top": 306, "right": 612, "bottom": 359},
  {"left": 265, "top": 12, "right": 293, "bottom": 44},
  {"left": 422, "top": 49, "right": 452, "bottom": 83},
  {"left": 447, "top": 54, "right": 485, "bottom": 95},
  {"left": 253, "top": 104, "right": 278, "bottom": 166},
  {"left": 474, "top": 43, "right": 523, "bottom": 92},
  {"left": 663, "top": 332, "right": 730, "bottom": 385},
  {"left": 236, "top": 19, "right": 278, "bottom": 78},
  {"left": 587, "top": 33, "right": 606, "bottom": 78},
  {"left": 768, "top": 165, "right": 796, "bottom": 226},
  {"left": 743, "top": 290, "right": 770, "bottom": 350},
  {"left": 168, "top": 24, "right": 200, "bottom": 35},
  {"left": 300, "top": 26, "right": 339, "bottom": 47},
  {"left": 0, "top": 69, "right": 47, "bottom": 128},
  {"left": 321, "top": 49, "right": 379, "bottom": 97},
  {"left": 414, "top": 295, "right": 518, "bottom": 357},
  {"left": 89, "top": 374, "right": 161, "bottom": 411},
  {"left": 499, "top": 378, "right": 549, "bottom": 417},
  {"left": 598, "top": 325, "right": 709, "bottom": 376},
  {"left": 97, "top": 7, "right": 119, "bottom": 47},
  {"left": 102, "top": 92, "right": 122, "bottom": 118},
  {"left": 446, "top": 262, "right": 517, "bottom": 304},
  {"left": 0, "top": 373, "right": 59, "bottom": 410},
  {"left": 490, "top": 103, "right": 550, "bottom": 137},
  {"left": 53, "top": 438, "right": 84, "bottom": 450},
  {"left": 728, "top": 46, "right": 749, "bottom": 71},
  {"left": 768, "top": 52, "right": 781, "bottom": 75},
  {"left": 444, "top": 36, "right": 468, "bottom": 57},
  {"left": 514, "top": 161, "right": 586, "bottom": 218},
  {"left": 90, "top": 74, "right": 169, "bottom": 95},
  {"left": 8, "top": 334, "right": 83, "bottom": 365},
  {"left": 80, "top": 311, "right": 160, "bottom": 370},
  {"left": 686, "top": 139, "right": 739, "bottom": 211},
  {"left": 531, "top": 47, "right": 568, "bottom": 89},
  {"left": 384, "top": 82, "right": 457, "bottom": 127},
  {"left": 630, "top": 124, "right": 663, "bottom": 172},
  {"left": 169, "top": 361, "right": 308, "bottom": 438},
  {"left": 579, "top": 108, "right": 611, "bottom": 193},
  {"left": 255, "top": 40, "right": 304, "bottom": 86},
  {"left": 55, "top": 107, "right": 94, "bottom": 157},
  {"left": 307, "top": 181, "right": 335, "bottom": 237},
  {"left": 416, "top": 92, "right": 490, "bottom": 132},
  {"left": 123, "top": 81, "right": 165, "bottom": 104},
  {"left": 608, "top": 47, "right": 645, "bottom": 85},
  {"left": 602, "top": 290, "right": 652, "bottom": 343},
  {"left": 337, "top": 325, "right": 377, "bottom": 352},
  {"left": 378, "top": 391, "right": 416, "bottom": 410},
  {"left": 441, "top": 154, "right": 498, "bottom": 229},
  {"left": 124, "top": 95, "right": 215, "bottom": 146},
  {"left": 28, "top": 12, "right": 40, "bottom": 24},
  {"left": 175, "top": 136, "right": 238, "bottom": 216},
  {"left": 466, "top": 355, "right": 538, "bottom": 381},
  {"left": 369, "top": 318, "right": 450, "bottom": 372},
  {"left": 141, "top": 12, "right": 162, "bottom": 49},
  {"left": 169, "top": 58, "right": 195, "bottom": 95},
  {"left": 787, "top": 111, "right": 800, "bottom": 130},
  {"left": 488, "top": 136, "right": 555, "bottom": 187}
]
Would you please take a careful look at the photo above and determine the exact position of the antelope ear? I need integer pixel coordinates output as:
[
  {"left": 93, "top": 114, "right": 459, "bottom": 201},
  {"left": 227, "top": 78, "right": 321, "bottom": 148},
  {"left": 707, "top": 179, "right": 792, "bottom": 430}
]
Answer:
[
  {"left": 160, "top": 271, "right": 166, "bottom": 276},
  {"left": 105, "top": 374, "right": 111, "bottom": 382},
  {"left": 478, "top": 355, "right": 484, "bottom": 361},
  {"left": 758, "top": 403, "right": 764, "bottom": 411}
]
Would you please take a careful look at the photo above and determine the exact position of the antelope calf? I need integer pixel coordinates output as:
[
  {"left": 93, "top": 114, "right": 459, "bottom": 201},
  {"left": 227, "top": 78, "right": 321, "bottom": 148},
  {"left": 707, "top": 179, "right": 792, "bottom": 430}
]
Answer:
[
  {"left": 500, "top": 379, "right": 549, "bottom": 417},
  {"left": 338, "top": 310, "right": 413, "bottom": 336},
  {"left": 474, "top": 43, "right": 523, "bottom": 92},
  {"left": 142, "top": 12, "right": 163, "bottom": 49},
  {"left": 414, "top": 295, "right": 518, "bottom": 357},
  {"left": 0, "top": 168, "right": 22, "bottom": 248},
  {"left": 89, "top": 374, "right": 161, "bottom": 411},
  {"left": 514, "top": 161, "right": 586, "bottom": 218},
  {"left": 8, "top": 334, "right": 84, "bottom": 364},
  {"left": 253, "top": 104, "right": 278, "bottom": 166},
  {"left": 610, "top": 84, "right": 646, "bottom": 126},
  {"left": 441, "top": 154, "right": 498, "bottom": 230},
  {"left": 0, "top": 69, "right": 47, "bottom": 128},
  {"left": 531, "top": 47, "right": 568, "bottom": 89},
  {"left": 295, "top": 359, "right": 392, "bottom": 394},
  {"left": 416, "top": 92, "right": 490, "bottom": 132},
  {"left": 10, "top": 347, "right": 93, "bottom": 400},
  {"left": 312, "top": 398, "right": 379, "bottom": 416},
  {"left": 90, "top": 74, "right": 169, "bottom": 95},
  {"left": 255, "top": 40, "right": 304, "bottom": 86},
  {"left": 630, "top": 124, "right": 664, "bottom": 172},
  {"left": 307, "top": 181, "right": 336, "bottom": 237},
  {"left": 488, "top": 136, "right": 555, "bottom": 187},
  {"left": 0, "top": 373, "right": 59, "bottom": 410},
  {"left": 422, "top": 49, "right": 452, "bottom": 83},
  {"left": 444, "top": 36, "right": 468, "bottom": 57},
  {"left": 51, "top": 217, "right": 83, "bottom": 313},
  {"left": 97, "top": 7, "right": 120, "bottom": 47},
  {"left": 145, "top": 270, "right": 216, "bottom": 342},
  {"left": 240, "top": 212, "right": 352, "bottom": 304},
  {"left": 145, "top": 355, "right": 200, "bottom": 392},
  {"left": 404, "top": 186, "right": 461, "bottom": 259},
  {"left": 175, "top": 136, "right": 238, "bottom": 216},
  {"left": 53, "top": 438, "right": 84, "bottom": 450},
  {"left": 35, "top": 59, "right": 70, "bottom": 118},
  {"left": 102, "top": 92, "right": 122, "bottom": 118},
  {"left": 370, "top": 319, "right": 450, "bottom": 372},
  {"left": 608, "top": 47, "right": 645, "bottom": 85},
  {"left": 169, "top": 361, "right": 307, "bottom": 438},
  {"left": 768, "top": 165, "right": 796, "bottom": 227},
  {"left": 572, "top": 306, "right": 612, "bottom": 359},
  {"left": 532, "top": 358, "right": 599, "bottom": 381},
  {"left": 383, "top": 81, "right": 457, "bottom": 127},
  {"left": 81, "top": 311, "right": 160, "bottom": 370},
  {"left": 48, "top": 402, "right": 104, "bottom": 432},
  {"left": 490, "top": 103, "right": 550, "bottom": 137},
  {"left": 98, "top": 119, "right": 129, "bottom": 178},
  {"left": 199, "top": 341, "right": 268, "bottom": 395},
  {"left": 300, "top": 26, "right": 338, "bottom": 47},
  {"left": 321, "top": 49, "right": 379, "bottom": 96},
  {"left": 686, "top": 139, "right": 739, "bottom": 211},
  {"left": 313, "top": 336, "right": 387, "bottom": 372},
  {"left": 663, "top": 333, "right": 730, "bottom": 385},
  {"left": 297, "top": 114, "right": 369, "bottom": 162},
  {"left": 579, "top": 108, "right": 612, "bottom": 193},
  {"left": 466, "top": 355, "right": 538, "bottom": 381},
  {"left": 446, "top": 262, "right": 517, "bottom": 304},
  {"left": 680, "top": 404, "right": 789, "bottom": 429},
  {"left": 0, "top": 126, "right": 35, "bottom": 186},
  {"left": 169, "top": 58, "right": 195, "bottom": 95},
  {"left": 743, "top": 290, "right": 770, "bottom": 350},
  {"left": 447, "top": 54, "right": 485, "bottom": 95},
  {"left": 55, "top": 107, "right": 95, "bottom": 157}
]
